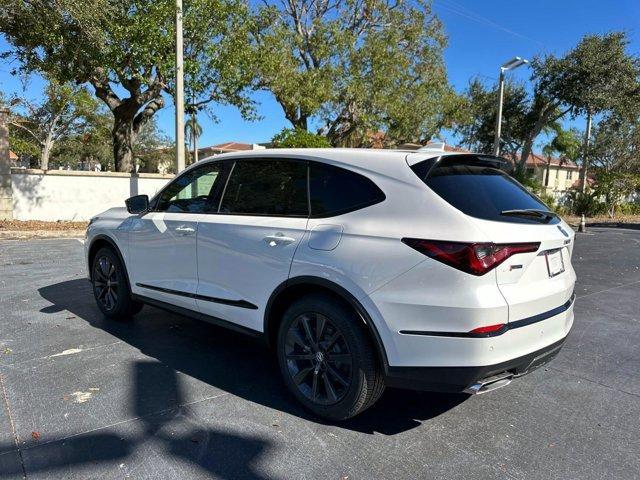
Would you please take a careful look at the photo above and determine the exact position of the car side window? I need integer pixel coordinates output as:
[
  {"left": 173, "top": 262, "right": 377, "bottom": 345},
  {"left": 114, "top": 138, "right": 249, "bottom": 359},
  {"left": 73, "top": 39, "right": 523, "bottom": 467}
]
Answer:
[
  {"left": 219, "top": 159, "right": 308, "bottom": 217},
  {"left": 156, "top": 163, "right": 223, "bottom": 213},
  {"left": 309, "top": 163, "right": 385, "bottom": 217}
]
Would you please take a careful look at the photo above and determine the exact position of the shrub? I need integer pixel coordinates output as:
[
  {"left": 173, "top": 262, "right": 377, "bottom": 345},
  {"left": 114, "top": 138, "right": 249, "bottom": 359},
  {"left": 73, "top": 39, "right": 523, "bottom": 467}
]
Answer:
[
  {"left": 617, "top": 202, "right": 640, "bottom": 215},
  {"left": 567, "top": 190, "right": 606, "bottom": 216}
]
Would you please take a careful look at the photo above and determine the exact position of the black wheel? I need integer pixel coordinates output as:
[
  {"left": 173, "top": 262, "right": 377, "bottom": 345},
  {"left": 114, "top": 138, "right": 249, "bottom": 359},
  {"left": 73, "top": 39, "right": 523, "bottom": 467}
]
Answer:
[
  {"left": 277, "top": 294, "right": 385, "bottom": 420},
  {"left": 91, "top": 247, "right": 141, "bottom": 320}
]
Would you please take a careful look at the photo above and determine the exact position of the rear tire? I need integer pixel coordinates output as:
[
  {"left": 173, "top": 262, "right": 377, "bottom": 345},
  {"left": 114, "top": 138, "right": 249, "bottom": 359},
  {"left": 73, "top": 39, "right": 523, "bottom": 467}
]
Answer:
[
  {"left": 277, "top": 293, "right": 385, "bottom": 421},
  {"left": 91, "top": 247, "right": 141, "bottom": 320}
]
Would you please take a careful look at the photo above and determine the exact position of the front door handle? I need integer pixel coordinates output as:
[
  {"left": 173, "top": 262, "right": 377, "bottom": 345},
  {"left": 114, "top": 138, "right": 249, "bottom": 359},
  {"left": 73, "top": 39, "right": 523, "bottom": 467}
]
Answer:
[
  {"left": 175, "top": 225, "right": 196, "bottom": 235},
  {"left": 263, "top": 234, "right": 296, "bottom": 246}
]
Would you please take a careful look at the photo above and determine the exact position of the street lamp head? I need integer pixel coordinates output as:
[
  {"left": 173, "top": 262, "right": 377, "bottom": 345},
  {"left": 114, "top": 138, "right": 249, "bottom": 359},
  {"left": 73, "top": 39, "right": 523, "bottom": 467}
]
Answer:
[{"left": 501, "top": 56, "right": 529, "bottom": 71}]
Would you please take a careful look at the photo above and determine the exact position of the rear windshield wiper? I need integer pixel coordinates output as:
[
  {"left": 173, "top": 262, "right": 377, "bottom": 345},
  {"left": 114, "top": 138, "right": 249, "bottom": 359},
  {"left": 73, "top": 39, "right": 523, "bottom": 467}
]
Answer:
[{"left": 500, "top": 209, "right": 558, "bottom": 223}]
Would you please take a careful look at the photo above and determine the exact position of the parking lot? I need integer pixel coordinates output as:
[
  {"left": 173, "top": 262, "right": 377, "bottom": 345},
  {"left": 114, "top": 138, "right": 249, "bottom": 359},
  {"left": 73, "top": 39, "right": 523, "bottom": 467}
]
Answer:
[{"left": 0, "top": 227, "right": 639, "bottom": 479}]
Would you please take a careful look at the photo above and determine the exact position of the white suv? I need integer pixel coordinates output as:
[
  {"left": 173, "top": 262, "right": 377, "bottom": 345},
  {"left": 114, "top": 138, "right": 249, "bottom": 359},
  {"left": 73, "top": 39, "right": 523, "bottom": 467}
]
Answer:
[{"left": 85, "top": 148, "right": 576, "bottom": 420}]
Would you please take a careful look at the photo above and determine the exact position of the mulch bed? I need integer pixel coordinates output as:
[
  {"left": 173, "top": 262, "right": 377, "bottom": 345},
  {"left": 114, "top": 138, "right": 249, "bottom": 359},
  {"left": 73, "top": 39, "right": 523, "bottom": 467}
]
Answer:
[{"left": 0, "top": 220, "right": 88, "bottom": 231}]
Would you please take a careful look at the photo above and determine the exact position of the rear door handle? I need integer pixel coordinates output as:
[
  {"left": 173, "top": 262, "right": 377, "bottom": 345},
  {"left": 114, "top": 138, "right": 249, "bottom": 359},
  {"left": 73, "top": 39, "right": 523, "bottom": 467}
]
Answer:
[
  {"left": 175, "top": 225, "right": 196, "bottom": 235},
  {"left": 263, "top": 234, "right": 296, "bottom": 246}
]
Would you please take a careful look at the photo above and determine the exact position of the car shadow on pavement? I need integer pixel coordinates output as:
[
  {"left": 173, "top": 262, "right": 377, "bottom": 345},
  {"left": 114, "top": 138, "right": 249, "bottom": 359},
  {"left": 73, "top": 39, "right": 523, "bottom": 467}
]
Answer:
[
  {"left": 0, "top": 360, "right": 274, "bottom": 480},
  {"left": 37, "top": 279, "right": 467, "bottom": 438}
]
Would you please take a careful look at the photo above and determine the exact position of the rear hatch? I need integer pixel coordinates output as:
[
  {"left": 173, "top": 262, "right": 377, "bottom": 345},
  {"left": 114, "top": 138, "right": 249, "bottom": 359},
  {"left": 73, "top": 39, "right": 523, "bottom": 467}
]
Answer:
[{"left": 407, "top": 153, "right": 576, "bottom": 322}]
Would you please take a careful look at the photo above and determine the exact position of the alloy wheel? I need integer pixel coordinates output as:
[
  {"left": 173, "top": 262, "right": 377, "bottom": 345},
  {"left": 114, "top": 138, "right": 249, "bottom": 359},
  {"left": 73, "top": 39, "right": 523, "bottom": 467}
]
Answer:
[
  {"left": 93, "top": 255, "right": 119, "bottom": 311},
  {"left": 284, "top": 312, "right": 353, "bottom": 405}
]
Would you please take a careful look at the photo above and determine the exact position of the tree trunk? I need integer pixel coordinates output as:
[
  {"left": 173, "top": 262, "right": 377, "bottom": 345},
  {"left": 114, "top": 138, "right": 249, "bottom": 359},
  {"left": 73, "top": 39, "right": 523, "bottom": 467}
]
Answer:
[
  {"left": 193, "top": 134, "right": 198, "bottom": 163},
  {"left": 519, "top": 137, "right": 534, "bottom": 176},
  {"left": 579, "top": 111, "right": 593, "bottom": 193},
  {"left": 545, "top": 159, "right": 551, "bottom": 188},
  {"left": 41, "top": 140, "right": 52, "bottom": 171},
  {"left": 40, "top": 115, "right": 59, "bottom": 170},
  {"left": 112, "top": 117, "right": 136, "bottom": 173}
]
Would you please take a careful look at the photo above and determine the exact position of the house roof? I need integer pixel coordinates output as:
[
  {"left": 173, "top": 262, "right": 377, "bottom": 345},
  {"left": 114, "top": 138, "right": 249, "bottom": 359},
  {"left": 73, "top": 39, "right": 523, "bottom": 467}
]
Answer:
[
  {"left": 198, "top": 142, "right": 255, "bottom": 154},
  {"left": 502, "top": 151, "right": 579, "bottom": 170},
  {"left": 9, "top": 150, "right": 18, "bottom": 160}
]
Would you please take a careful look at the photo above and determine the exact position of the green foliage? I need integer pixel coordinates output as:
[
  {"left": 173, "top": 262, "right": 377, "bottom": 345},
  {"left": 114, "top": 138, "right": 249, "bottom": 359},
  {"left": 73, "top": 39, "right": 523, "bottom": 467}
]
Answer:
[
  {"left": 0, "top": 0, "right": 257, "bottom": 171},
  {"left": 455, "top": 79, "right": 531, "bottom": 155},
  {"left": 592, "top": 170, "right": 640, "bottom": 217},
  {"left": 590, "top": 112, "right": 640, "bottom": 173},
  {"left": 457, "top": 32, "right": 640, "bottom": 174},
  {"left": 7, "top": 80, "right": 103, "bottom": 168},
  {"left": 271, "top": 128, "right": 331, "bottom": 148},
  {"left": 564, "top": 171, "right": 640, "bottom": 217},
  {"left": 567, "top": 190, "right": 605, "bottom": 216},
  {"left": 8, "top": 127, "right": 40, "bottom": 164},
  {"left": 184, "top": 116, "right": 203, "bottom": 146},
  {"left": 52, "top": 113, "right": 113, "bottom": 170},
  {"left": 511, "top": 169, "right": 543, "bottom": 195},
  {"left": 133, "top": 117, "right": 173, "bottom": 172},
  {"left": 535, "top": 32, "right": 640, "bottom": 118},
  {"left": 255, "top": 0, "right": 458, "bottom": 147},
  {"left": 616, "top": 202, "right": 640, "bottom": 215},
  {"left": 544, "top": 128, "right": 582, "bottom": 163}
]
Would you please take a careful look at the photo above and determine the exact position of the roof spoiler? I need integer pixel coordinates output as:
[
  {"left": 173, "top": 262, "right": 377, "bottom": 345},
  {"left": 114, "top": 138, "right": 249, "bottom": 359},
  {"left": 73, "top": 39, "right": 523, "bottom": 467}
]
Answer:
[{"left": 406, "top": 153, "right": 514, "bottom": 178}]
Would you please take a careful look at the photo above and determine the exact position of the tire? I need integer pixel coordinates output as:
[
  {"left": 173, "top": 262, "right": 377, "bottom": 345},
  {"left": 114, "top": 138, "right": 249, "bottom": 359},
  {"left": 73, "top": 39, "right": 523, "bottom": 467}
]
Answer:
[
  {"left": 276, "top": 293, "right": 385, "bottom": 421},
  {"left": 91, "top": 247, "right": 142, "bottom": 320}
]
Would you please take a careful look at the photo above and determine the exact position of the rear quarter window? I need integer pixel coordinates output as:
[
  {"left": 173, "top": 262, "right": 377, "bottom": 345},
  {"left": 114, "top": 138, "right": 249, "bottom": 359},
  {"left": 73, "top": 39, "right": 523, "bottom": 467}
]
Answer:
[
  {"left": 411, "top": 156, "right": 556, "bottom": 224},
  {"left": 309, "top": 163, "right": 385, "bottom": 218}
]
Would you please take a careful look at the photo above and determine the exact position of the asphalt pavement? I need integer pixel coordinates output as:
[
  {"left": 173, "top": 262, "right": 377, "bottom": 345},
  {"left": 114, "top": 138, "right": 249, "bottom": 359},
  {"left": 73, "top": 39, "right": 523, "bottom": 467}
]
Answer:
[{"left": 0, "top": 227, "right": 639, "bottom": 479}]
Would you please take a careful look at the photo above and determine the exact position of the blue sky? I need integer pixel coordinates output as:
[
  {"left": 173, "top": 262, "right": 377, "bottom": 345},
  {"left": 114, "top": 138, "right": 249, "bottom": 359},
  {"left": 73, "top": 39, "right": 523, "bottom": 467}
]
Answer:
[{"left": 1, "top": 0, "right": 639, "bottom": 149}]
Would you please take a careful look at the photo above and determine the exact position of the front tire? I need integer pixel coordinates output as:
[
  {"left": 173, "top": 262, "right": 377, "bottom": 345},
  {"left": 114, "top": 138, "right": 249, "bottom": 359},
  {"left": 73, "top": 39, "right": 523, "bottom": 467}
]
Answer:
[
  {"left": 91, "top": 247, "right": 142, "bottom": 320},
  {"left": 277, "top": 294, "right": 385, "bottom": 421}
]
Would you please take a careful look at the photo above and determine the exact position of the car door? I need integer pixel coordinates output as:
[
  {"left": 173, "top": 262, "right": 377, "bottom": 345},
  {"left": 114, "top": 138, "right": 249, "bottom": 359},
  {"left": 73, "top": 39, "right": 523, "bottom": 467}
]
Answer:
[
  {"left": 196, "top": 158, "right": 309, "bottom": 331},
  {"left": 128, "top": 162, "right": 225, "bottom": 311}
]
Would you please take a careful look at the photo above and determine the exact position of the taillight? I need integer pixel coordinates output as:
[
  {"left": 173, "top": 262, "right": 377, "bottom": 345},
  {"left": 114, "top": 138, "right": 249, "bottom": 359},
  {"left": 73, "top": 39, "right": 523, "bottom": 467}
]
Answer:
[{"left": 401, "top": 239, "right": 540, "bottom": 276}]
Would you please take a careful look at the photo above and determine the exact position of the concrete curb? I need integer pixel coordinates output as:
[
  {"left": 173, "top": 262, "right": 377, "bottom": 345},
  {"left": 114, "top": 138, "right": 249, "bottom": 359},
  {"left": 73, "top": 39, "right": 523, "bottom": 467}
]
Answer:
[{"left": 0, "top": 229, "right": 85, "bottom": 240}]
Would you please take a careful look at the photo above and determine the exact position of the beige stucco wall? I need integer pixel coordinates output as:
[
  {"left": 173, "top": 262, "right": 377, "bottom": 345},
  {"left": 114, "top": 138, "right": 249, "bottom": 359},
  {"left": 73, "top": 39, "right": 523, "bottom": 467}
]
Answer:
[
  {"left": 540, "top": 166, "right": 579, "bottom": 193},
  {"left": 11, "top": 169, "right": 174, "bottom": 221}
]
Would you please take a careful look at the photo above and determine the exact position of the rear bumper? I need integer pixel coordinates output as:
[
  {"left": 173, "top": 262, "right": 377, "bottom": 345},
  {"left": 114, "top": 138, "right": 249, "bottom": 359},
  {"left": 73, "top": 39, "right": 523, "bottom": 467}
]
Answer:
[{"left": 385, "top": 334, "right": 567, "bottom": 393}]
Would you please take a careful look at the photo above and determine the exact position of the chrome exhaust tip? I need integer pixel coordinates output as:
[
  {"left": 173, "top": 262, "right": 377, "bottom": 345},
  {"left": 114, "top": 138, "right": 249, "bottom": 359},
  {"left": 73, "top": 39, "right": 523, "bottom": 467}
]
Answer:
[{"left": 464, "top": 373, "right": 513, "bottom": 395}]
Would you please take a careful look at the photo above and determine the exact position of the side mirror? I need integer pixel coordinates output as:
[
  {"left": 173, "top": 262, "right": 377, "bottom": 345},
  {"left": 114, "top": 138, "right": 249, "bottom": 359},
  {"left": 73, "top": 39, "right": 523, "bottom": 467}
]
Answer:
[{"left": 125, "top": 194, "right": 149, "bottom": 214}]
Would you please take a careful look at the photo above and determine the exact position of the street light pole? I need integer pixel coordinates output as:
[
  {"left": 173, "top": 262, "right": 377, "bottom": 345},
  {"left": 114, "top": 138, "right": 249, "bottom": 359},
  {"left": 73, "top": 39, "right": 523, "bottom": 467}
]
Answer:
[
  {"left": 492, "top": 57, "right": 528, "bottom": 156},
  {"left": 492, "top": 69, "right": 505, "bottom": 156},
  {"left": 175, "top": 0, "right": 185, "bottom": 173}
]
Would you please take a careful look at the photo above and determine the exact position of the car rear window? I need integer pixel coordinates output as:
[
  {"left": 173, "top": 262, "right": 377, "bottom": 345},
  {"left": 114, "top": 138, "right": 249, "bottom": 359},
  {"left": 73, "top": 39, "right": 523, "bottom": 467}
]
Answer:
[{"left": 411, "top": 156, "right": 557, "bottom": 224}]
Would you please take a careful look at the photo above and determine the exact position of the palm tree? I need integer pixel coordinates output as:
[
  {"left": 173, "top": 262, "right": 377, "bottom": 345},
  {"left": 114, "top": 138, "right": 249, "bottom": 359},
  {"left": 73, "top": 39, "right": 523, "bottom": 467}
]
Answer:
[{"left": 184, "top": 114, "right": 203, "bottom": 163}]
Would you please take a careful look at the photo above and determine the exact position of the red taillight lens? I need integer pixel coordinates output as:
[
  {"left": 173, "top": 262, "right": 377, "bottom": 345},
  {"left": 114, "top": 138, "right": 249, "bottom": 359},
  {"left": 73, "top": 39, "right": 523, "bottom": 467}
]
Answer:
[{"left": 401, "top": 239, "right": 540, "bottom": 276}]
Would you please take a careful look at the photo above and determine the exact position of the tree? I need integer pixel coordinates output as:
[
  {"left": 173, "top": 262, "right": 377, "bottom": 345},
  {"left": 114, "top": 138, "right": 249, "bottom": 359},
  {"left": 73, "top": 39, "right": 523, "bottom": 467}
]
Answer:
[
  {"left": 1, "top": 0, "right": 257, "bottom": 172},
  {"left": 132, "top": 117, "right": 174, "bottom": 173},
  {"left": 7, "top": 81, "right": 100, "bottom": 169},
  {"left": 271, "top": 127, "right": 331, "bottom": 148},
  {"left": 53, "top": 110, "right": 114, "bottom": 170},
  {"left": 255, "top": 0, "right": 458, "bottom": 146},
  {"left": 456, "top": 79, "right": 530, "bottom": 156},
  {"left": 542, "top": 128, "right": 581, "bottom": 186},
  {"left": 524, "top": 32, "right": 640, "bottom": 177},
  {"left": 590, "top": 112, "right": 640, "bottom": 173},
  {"left": 185, "top": 115, "right": 203, "bottom": 162},
  {"left": 593, "top": 171, "right": 640, "bottom": 218},
  {"left": 457, "top": 33, "right": 640, "bottom": 174}
]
